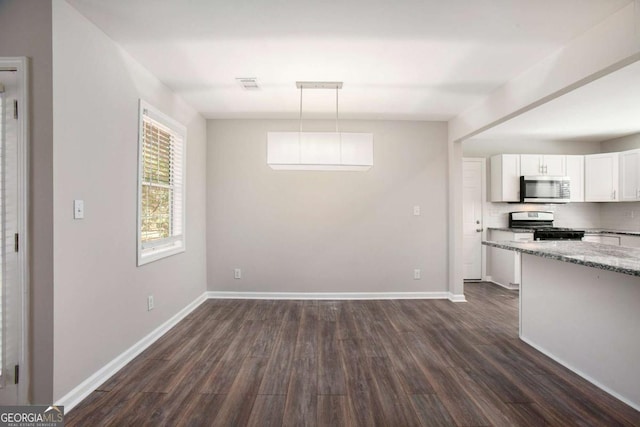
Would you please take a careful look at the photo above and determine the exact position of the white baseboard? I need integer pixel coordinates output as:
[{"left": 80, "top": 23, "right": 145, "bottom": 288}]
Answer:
[
  {"left": 55, "top": 292, "right": 208, "bottom": 412},
  {"left": 520, "top": 337, "right": 640, "bottom": 412},
  {"left": 448, "top": 293, "right": 467, "bottom": 302},
  {"left": 206, "top": 291, "right": 452, "bottom": 300},
  {"left": 56, "top": 289, "right": 462, "bottom": 412},
  {"left": 487, "top": 279, "right": 519, "bottom": 290}
]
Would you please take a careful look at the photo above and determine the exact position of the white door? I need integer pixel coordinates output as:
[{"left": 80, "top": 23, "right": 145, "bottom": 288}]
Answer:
[
  {"left": 0, "top": 70, "right": 21, "bottom": 404},
  {"left": 463, "top": 159, "right": 483, "bottom": 280}
]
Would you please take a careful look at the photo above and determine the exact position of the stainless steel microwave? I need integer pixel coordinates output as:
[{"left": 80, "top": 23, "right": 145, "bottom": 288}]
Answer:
[{"left": 520, "top": 176, "right": 570, "bottom": 203}]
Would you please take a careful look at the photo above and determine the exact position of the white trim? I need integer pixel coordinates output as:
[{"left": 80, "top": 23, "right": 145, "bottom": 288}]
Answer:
[
  {"left": 0, "top": 57, "right": 30, "bottom": 405},
  {"left": 136, "top": 99, "right": 188, "bottom": 266},
  {"left": 462, "top": 157, "right": 486, "bottom": 284},
  {"left": 486, "top": 279, "right": 520, "bottom": 291},
  {"left": 520, "top": 336, "right": 640, "bottom": 412},
  {"left": 206, "top": 291, "right": 452, "bottom": 300},
  {"left": 55, "top": 293, "right": 207, "bottom": 411},
  {"left": 447, "top": 293, "right": 467, "bottom": 302}
]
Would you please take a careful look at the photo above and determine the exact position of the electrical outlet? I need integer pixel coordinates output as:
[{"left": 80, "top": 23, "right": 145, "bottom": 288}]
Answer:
[
  {"left": 234, "top": 268, "right": 242, "bottom": 279},
  {"left": 413, "top": 205, "right": 421, "bottom": 216},
  {"left": 414, "top": 269, "right": 421, "bottom": 280},
  {"left": 147, "top": 295, "right": 154, "bottom": 311}
]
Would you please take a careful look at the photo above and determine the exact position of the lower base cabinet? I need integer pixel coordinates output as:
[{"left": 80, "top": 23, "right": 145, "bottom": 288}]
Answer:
[{"left": 488, "top": 230, "right": 533, "bottom": 289}]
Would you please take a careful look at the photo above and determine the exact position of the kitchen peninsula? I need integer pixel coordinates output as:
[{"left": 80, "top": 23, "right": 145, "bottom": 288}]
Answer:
[{"left": 483, "top": 240, "right": 640, "bottom": 410}]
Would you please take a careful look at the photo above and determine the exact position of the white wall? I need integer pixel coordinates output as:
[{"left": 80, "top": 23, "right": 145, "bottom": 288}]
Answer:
[
  {"left": 207, "top": 119, "right": 448, "bottom": 294},
  {"left": 600, "top": 202, "right": 640, "bottom": 230},
  {"left": 52, "top": 1, "right": 207, "bottom": 400},
  {"left": 462, "top": 138, "right": 601, "bottom": 157},
  {"left": 0, "top": 0, "right": 54, "bottom": 404},
  {"left": 600, "top": 132, "right": 640, "bottom": 153}
]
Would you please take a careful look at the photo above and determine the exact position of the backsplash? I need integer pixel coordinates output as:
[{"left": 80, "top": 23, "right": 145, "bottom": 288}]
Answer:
[
  {"left": 600, "top": 202, "right": 640, "bottom": 231},
  {"left": 485, "top": 202, "right": 601, "bottom": 229}
]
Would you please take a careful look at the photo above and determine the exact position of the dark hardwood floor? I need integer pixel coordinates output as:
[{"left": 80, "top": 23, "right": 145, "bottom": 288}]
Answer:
[{"left": 66, "top": 282, "right": 640, "bottom": 426}]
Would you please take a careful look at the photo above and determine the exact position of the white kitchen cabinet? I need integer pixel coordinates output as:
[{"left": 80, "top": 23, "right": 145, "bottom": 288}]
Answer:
[
  {"left": 585, "top": 153, "right": 619, "bottom": 202},
  {"left": 487, "top": 230, "right": 533, "bottom": 289},
  {"left": 582, "top": 234, "right": 621, "bottom": 245},
  {"left": 520, "top": 154, "right": 566, "bottom": 176},
  {"left": 490, "top": 154, "right": 520, "bottom": 202},
  {"left": 619, "top": 149, "right": 640, "bottom": 201},
  {"left": 565, "top": 155, "right": 584, "bottom": 202}
]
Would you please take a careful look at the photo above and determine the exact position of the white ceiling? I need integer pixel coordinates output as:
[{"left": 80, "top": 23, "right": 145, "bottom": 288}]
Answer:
[
  {"left": 67, "top": 0, "right": 631, "bottom": 120},
  {"left": 469, "top": 59, "right": 640, "bottom": 142}
]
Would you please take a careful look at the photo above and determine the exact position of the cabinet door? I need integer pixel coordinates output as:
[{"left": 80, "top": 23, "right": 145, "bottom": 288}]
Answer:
[
  {"left": 520, "top": 155, "right": 542, "bottom": 175},
  {"left": 619, "top": 150, "right": 640, "bottom": 201},
  {"left": 565, "top": 155, "right": 584, "bottom": 202},
  {"left": 585, "top": 153, "right": 619, "bottom": 202},
  {"left": 491, "top": 154, "right": 520, "bottom": 202},
  {"left": 543, "top": 155, "right": 566, "bottom": 175}
]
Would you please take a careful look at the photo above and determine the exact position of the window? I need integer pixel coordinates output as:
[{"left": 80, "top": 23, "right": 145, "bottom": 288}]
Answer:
[{"left": 137, "top": 100, "right": 186, "bottom": 265}]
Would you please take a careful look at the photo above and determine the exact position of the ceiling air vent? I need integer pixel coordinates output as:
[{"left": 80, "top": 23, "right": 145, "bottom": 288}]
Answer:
[{"left": 236, "top": 77, "right": 259, "bottom": 90}]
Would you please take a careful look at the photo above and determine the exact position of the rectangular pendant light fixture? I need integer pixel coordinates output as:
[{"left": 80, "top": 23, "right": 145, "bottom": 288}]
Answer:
[
  {"left": 268, "top": 131, "right": 373, "bottom": 171},
  {"left": 267, "top": 82, "right": 373, "bottom": 171}
]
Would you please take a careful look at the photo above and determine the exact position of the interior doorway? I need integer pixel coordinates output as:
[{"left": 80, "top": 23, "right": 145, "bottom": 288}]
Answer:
[
  {"left": 0, "top": 58, "right": 29, "bottom": 405},
  {"left": 462, "top": 158, "right": 485, "bottom": 281}
]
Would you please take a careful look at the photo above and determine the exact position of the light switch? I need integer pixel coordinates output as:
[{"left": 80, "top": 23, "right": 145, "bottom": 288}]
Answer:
[
  {"left": 74, "top": 200, "right": 84, "bottom": 219},
  {"left": 413, "top": 206, "right": 421, "bottom": 216}
]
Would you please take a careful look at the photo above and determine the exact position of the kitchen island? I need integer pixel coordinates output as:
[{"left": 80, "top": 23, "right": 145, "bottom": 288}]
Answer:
[{"left": 482, "top": 240, "right": 640, "bottom": 410}]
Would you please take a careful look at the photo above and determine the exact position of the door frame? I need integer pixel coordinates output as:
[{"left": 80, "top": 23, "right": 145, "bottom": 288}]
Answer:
[
  {"left": 462, "top": 157, "right": 487, "bottom": 281},
  {"left": 0, "top": 57, "right": 30, "bottom": 404}
]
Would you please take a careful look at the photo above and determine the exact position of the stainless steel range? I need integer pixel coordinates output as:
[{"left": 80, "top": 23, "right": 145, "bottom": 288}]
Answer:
[{"left": 508, "top": 211, "right": 585, "bottom": 241}]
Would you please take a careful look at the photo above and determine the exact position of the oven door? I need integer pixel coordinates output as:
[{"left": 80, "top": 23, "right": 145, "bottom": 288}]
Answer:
[{"left": 520, "top": 176, "right": 570, "bottom": 203}]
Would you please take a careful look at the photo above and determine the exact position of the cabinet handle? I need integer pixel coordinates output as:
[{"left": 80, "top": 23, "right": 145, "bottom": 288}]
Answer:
[
  {"left": 544, "top": 165, "right": 548, "bottom": 174},
  {"left": 613, "top": 190, "right": 616, "bottom": 200}
]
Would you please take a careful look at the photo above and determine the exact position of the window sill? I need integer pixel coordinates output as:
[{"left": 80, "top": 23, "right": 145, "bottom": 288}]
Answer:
[{"left": 138, "top": 242, "right": 185, "bottom": 266}]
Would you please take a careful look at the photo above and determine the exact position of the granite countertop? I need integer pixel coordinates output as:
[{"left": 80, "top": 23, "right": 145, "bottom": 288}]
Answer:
[
  {"left": 487, "top": 227, "right": 640, "bottom": 236},
  {"left": 582, "top": 229, "right": 640, "bottom": 236},
  {"left": 487, "top": 227, "right": 535, "bottom": 233},
  {"left": 482, "top": 240, "right": 640, "bottom": 277}
]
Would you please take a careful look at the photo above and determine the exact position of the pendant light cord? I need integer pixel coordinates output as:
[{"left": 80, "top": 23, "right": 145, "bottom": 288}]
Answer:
[
  {"left": 335, "top": 87, "right": 339, "bottom": 132},
  {"left": 299, "top": 86, "right": 303, "bottom": 133}
]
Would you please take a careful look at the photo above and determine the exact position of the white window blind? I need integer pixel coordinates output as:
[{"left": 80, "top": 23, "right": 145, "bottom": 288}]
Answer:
[{"left": 137, "top": 101, "right": 186, "bottom": 265}]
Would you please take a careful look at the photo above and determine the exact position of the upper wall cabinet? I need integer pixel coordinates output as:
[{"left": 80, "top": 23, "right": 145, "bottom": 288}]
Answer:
[
  {"left": 520, "top": 154, "right": 566, "bottom": 176},
  {"left": 585, "top": 153, "right": 619, "bottom": 202},
  {"left": 619, "top": 149, "right": 640, "bottom": 201},
  {"left": 491, "top": 154, "right": 584, "bottom": 203},
  {"left": 490, "top": 154, "right": 520, "bottom": 202},
  {"left": 566, "top": 155, "right": 584, "bottom": 202}
]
